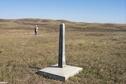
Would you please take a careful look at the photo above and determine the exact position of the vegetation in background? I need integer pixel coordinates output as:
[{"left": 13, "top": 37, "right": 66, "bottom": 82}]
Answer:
[{"left": 0, "top": 19, "right": 126, "bottom": 84}]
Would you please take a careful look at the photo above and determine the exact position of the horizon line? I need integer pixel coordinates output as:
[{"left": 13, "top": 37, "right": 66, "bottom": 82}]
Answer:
[{"left": 0, "top": 17, "right": 126, "bottom": 24}]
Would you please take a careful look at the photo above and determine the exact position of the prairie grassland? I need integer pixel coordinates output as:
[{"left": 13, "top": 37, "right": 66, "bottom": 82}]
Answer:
[{"left": 0, "top": 20, "right": 126, "bottom": 84}]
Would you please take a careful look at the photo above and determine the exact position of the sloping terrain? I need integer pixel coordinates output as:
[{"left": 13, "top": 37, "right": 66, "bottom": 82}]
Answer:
[{"left": 0, "top": 19, "right": 126, "bottom": 84}]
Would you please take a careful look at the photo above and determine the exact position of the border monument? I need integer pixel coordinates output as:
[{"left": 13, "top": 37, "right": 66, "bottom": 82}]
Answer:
[{"left": 37, "top": 23, "right": 82, "bottom": 81}]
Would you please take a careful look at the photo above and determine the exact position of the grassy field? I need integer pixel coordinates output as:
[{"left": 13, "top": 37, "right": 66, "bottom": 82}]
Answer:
[{"left": 0, "top": 19, "right": 126, "bottom": 84}]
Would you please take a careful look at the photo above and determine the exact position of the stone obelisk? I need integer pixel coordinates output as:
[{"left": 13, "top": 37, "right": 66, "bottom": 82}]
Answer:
[
  {"left": 58, "top": 23, "right": 66, "bottom": 68},
  {"left": 38, "top": 23, "right": 83, "bottom": 81}
]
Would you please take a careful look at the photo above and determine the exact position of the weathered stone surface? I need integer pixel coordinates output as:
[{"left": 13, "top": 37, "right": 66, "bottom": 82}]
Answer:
[
  {"left": 58, "top": 23, "right": 66, "bottom": 68},
  {"left": 38, "top": 64, "right": 82, "bottom": 81}
]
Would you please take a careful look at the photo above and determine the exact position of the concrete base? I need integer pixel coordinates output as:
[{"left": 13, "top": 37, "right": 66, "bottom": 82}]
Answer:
[{"left": 37, "top": 64, "right": 83, "bottom": 81}]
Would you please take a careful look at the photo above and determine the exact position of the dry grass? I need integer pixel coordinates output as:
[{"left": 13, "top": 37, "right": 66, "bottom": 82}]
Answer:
[{"left": 0, "top": 19, "right": 126, "bottom": 84}]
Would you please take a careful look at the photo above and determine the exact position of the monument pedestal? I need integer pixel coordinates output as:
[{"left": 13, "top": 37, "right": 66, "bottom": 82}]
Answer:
[{"left": 38, "top": 64, "right": 82, "bottom": 81}]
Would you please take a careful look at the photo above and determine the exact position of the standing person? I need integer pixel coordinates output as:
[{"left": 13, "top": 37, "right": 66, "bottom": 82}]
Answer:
[{"left": 34, "top": 25, "right": 38, "bottom": 35}]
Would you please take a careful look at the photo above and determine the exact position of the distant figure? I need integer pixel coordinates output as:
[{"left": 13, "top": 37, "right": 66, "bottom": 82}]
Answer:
[{"left": 34, "top": 25, "right": 38, "bottom": 35}]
